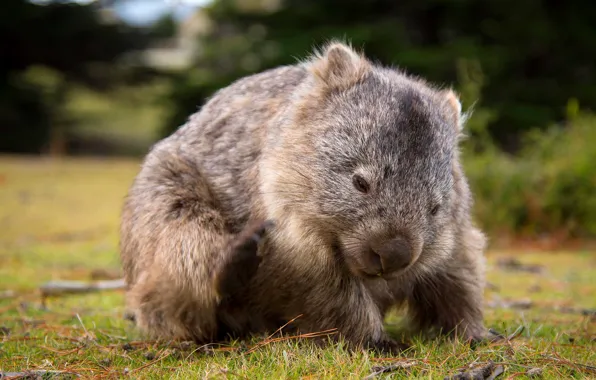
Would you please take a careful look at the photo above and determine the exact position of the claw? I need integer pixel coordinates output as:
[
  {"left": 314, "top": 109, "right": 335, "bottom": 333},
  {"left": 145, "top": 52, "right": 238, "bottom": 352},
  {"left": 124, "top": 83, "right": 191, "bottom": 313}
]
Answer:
[{"left": 215, "top": 219, "right": 274, "bottom": 300}]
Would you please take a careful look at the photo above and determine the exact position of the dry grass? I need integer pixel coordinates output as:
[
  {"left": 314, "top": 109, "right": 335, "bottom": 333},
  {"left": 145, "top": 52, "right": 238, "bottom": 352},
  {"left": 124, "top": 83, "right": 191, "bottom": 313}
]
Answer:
[{"left": 0, "top": 156, "right": 594, "bottom": 379}]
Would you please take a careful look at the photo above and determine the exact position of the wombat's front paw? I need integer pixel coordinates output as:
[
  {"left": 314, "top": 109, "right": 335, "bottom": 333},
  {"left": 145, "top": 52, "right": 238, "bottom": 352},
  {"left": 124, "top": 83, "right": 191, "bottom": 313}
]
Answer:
[
  {"left": 214, "top": 220, "right": 274, "bottom": 299},
  {"left": 366, "top": 338, "right": 411, "bottom": 355}
]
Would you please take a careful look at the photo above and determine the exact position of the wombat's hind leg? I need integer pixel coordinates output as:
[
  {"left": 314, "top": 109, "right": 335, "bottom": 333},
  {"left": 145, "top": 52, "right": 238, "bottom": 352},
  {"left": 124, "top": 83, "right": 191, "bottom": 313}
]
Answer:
[{"left": 121, "top": 152, "right": 272, "bottom": 343}]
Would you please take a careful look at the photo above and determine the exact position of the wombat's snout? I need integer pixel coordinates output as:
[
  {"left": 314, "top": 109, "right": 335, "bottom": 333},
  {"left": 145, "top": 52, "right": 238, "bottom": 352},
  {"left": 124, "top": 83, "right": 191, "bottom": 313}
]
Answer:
[{"left": 367, "top": 236, "right": 412, "bottom": 276}]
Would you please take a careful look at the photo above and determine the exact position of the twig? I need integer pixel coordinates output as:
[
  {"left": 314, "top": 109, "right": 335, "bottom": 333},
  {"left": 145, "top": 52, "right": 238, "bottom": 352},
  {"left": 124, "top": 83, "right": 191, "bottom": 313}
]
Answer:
[
  {"left": 541, "top": 355, "right": 596, "bottom": 373},
  {"left": 266, "top": 314, "right": 303, "bottom": 340},
  {"left": 39, "top": 279, "right": 125, "bottom": 304},
  {"left": 486, "top": 365, "right": 505, "bottom": 380},
  {"left": 0, "top": 290, "right": 15, "bottom": 300},
  {"left": 495, "top": 257, "right": 545, "bottom": 274},
  {"left": 486, "top": 298, "right": 533, "bottom": 310},
  {"left": 245, "top": 328, "right": 338, "bottom": 354},
  {"left": 506, "top": 325, "right": 525, "bottom": 341},
  {"left": 486, "top": 297, "right": 596, "bottom": 319},
  {"left": 75, "top": 313, "right": 89, "bottom": 337},
  {"left": 556, "top": 306, "right": 596, "bottom": 319},
  {"left": 39, "top": 346, "right": 80, "bottom": 356},
  {"left": 445, "top": 361, "right": 505, "bottom": 380},
  {"left": 127, "top": 350, "right": 170, "bottom": 374},
  {"left": 363, "top": 361, "right": 417, "bottom": 379},
  {"left": 525, "top": 368, "right": 543, "bottom": 378},
  {"left": 0, "top": 370, "right": 79, "bottom": 379}
]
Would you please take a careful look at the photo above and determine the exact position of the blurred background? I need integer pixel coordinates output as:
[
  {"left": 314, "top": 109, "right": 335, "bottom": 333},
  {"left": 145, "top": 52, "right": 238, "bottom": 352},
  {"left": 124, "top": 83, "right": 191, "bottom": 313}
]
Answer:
[{"left": 1, "top": 0, "right": 595, "bottom": 248}]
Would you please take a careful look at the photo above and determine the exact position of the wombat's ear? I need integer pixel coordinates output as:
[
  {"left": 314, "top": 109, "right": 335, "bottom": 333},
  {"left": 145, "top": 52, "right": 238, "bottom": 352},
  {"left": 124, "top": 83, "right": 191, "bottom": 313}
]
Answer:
[
  {"left": 442, "top": 89, "right": 466, "bottom": 133},
  {"left": 307, "top": 41, "right": 370, "bottom": 90}
]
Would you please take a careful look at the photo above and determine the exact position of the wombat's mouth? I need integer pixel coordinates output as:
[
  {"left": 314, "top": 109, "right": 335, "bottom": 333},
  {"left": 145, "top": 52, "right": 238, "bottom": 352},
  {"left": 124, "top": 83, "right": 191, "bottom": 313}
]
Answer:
[
  {"left": 357, "top": 268, "right": 410, "bottom": 282},
  {"left": 332, "top": 241, "right": 411, "bottom": 281}
]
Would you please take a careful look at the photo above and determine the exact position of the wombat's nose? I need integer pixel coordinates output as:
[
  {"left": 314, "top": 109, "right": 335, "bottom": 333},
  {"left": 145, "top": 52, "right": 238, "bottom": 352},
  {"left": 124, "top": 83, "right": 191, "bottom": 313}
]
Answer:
[{"left": 370, "top": 236, "right": 412, "bottom": 274}]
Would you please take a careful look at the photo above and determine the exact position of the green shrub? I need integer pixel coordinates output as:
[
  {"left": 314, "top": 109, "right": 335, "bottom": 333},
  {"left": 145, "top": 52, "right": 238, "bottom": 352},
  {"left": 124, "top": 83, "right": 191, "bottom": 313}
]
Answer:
[{"left": 465, "top": 113, "right": 596, "bottom": 240}]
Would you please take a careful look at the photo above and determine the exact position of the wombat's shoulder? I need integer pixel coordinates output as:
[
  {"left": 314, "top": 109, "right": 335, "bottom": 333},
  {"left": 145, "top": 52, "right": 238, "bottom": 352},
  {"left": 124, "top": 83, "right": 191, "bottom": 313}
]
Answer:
[{"left": 159, "top": 65, "right": 306, "bottom": 150}]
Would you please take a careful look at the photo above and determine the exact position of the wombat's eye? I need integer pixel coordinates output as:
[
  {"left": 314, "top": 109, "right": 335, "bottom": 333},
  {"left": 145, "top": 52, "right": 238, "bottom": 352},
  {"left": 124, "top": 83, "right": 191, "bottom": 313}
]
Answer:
[
  {"left": 352, "top": 174, "right": 370, "bottom": 193},
  {"left": 430, "top": 204, "right": 441, "bottom": 216}
]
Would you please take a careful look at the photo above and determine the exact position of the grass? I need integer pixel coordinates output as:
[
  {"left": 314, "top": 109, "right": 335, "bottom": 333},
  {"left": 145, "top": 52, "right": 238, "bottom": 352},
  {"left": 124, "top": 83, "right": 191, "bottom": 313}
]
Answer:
[{"left": 0, "top": 156, "right": 594, "bottom": 379}]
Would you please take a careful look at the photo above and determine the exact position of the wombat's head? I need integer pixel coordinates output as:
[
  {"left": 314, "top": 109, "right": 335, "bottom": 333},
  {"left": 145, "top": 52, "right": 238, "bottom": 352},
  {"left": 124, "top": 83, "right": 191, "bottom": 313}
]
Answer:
[{"left": 267, "top": 42, "right": 471, "bottom": 279}]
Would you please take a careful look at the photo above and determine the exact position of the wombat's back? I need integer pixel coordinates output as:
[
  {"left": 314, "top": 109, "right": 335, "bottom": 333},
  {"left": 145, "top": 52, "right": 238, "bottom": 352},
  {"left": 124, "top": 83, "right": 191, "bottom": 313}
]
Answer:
[{"left": 120, "top": 65, "right": 307, "bottom": 286}]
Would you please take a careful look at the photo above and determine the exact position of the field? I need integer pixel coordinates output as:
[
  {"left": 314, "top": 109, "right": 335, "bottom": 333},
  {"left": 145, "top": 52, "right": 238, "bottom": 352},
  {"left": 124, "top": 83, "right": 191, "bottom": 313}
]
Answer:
[{"left": 0, "top": 156, "right": 594, "bottom": 379}]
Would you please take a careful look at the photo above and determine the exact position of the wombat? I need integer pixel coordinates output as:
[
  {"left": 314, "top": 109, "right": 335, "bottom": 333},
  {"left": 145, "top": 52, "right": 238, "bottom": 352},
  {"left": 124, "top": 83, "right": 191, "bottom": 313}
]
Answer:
[{"left": 120, "top": 41, "right": 491, "bottom": 353}]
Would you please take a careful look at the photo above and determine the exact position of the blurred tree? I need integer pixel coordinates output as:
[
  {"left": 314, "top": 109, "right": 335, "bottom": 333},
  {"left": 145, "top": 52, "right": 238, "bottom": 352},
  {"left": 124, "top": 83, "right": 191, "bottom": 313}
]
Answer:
[
  {"left": 162, "top": 0, "right": 596, "bottom": 153},
  {"left": 0, "top": 0, "right": 152, "bottom": 154},
  {"left": 149, "top": 12, "right": 178, "bottom": 40}
]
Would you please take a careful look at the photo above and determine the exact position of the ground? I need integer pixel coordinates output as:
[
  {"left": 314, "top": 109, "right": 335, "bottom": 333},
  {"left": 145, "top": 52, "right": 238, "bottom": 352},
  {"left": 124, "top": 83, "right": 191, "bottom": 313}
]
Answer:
[{"left": 0, "top": 156, "right": 594, "bottom": 379}]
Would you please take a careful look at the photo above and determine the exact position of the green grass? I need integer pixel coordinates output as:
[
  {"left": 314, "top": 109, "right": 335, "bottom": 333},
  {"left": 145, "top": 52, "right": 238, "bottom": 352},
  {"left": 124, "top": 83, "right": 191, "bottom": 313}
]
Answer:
[{"left": 0, "top": 156, "right": 594, "bottom": 379}]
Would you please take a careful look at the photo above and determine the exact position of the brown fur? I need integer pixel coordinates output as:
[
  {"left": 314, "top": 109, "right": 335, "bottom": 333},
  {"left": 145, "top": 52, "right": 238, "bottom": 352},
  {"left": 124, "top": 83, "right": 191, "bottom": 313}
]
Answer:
[{"left": 120, "top": 41, "right": 490, "bottom": 352}]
